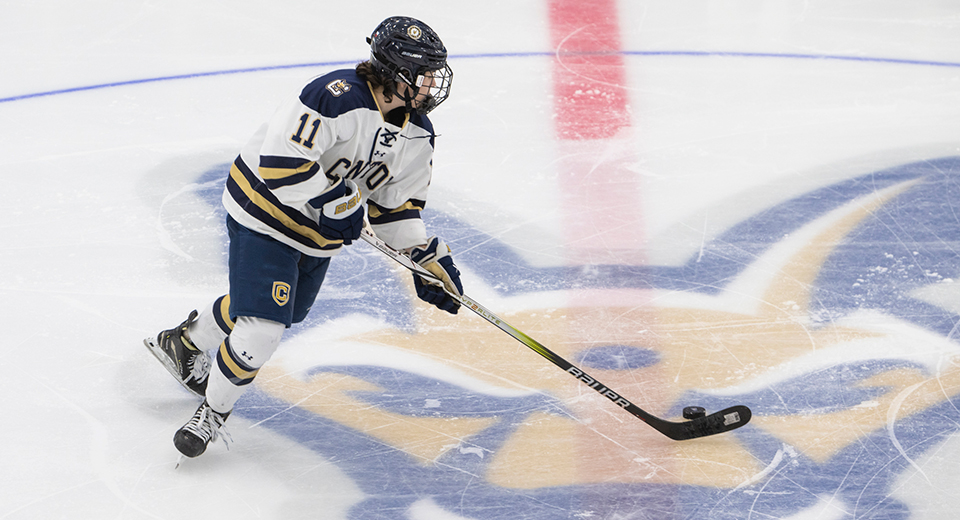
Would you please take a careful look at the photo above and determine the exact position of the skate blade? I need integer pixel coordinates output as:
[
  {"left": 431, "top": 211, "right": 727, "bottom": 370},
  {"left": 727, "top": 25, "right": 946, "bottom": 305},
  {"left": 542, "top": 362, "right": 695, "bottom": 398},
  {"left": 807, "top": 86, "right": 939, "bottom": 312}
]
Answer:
[{"left": 142, "top": 337, "right": 204, "bottom": 399}]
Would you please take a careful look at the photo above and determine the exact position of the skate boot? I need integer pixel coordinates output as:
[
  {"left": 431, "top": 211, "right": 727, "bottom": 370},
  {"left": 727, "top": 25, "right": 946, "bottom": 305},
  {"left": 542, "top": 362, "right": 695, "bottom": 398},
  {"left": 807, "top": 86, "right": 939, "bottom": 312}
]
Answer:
[
  {"left": 143, "top": 310, "right": 210, "bottom": 397},
  {"left": 174, "top": 399, "right": 231, "bottom": 458}
]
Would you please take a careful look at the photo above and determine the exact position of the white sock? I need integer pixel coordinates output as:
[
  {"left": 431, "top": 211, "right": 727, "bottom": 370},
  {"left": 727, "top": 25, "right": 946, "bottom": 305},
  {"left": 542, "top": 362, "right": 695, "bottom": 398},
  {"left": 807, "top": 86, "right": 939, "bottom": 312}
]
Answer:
[
  {"left": 186, "top": 295, "right": 233, "bottom": 352},
  {"left": 205, "top": 316, "right": 284, "bottom": 413}
]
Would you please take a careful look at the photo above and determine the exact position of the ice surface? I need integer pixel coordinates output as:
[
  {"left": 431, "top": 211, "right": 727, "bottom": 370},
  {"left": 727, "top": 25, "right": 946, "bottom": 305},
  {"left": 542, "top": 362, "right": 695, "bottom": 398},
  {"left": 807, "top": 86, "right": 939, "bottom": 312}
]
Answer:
[{"left": 3, "top": 1, "right": 960, "bottom": 519}]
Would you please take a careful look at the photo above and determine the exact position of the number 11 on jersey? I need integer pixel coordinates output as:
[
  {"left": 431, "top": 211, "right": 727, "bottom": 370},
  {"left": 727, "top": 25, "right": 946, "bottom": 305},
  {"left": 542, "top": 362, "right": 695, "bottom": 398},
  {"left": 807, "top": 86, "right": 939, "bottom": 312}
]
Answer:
[{"left": 291, "top": 113, "right": 321, "bottom": 149}]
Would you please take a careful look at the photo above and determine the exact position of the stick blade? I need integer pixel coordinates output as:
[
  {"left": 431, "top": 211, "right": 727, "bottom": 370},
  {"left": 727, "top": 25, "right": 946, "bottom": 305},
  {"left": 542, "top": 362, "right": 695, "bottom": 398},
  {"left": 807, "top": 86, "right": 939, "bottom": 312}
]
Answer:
[{"left": 659, "top": 405, "right": 752, "bottom": 441}]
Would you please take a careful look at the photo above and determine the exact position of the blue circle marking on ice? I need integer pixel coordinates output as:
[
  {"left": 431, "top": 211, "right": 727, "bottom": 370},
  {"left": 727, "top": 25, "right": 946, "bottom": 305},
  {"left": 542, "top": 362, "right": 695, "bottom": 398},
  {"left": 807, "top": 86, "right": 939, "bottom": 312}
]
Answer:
[{"left": 2, "top": 51, "right": 959, "bottom": 104}]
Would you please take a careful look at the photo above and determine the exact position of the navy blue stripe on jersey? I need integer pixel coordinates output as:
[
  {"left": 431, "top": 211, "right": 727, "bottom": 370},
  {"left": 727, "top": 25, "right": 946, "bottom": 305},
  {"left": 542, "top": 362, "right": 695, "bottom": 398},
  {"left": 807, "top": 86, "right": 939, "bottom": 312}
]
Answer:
[
  {"left": 226, "top": 157, "right": 341, "bottom": 251},
  {"left": 368, "top": 199, "right": 424, "bottom": 225},
  {"left": 259, "top": 155, "right": 321, "bottom": 189},
  {"left": 217, "top": 337, "right": 258, "bottom": 386},
  {"left": 299, "top": 69, "right": 376, "bottom": 119}
]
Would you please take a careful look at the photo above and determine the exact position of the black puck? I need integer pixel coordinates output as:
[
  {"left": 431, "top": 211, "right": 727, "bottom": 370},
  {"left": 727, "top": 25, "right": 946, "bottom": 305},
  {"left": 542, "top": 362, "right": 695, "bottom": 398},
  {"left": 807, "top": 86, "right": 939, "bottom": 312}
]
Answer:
[{"left": 683, "top": 406, "right": 706, "bottom": 420}]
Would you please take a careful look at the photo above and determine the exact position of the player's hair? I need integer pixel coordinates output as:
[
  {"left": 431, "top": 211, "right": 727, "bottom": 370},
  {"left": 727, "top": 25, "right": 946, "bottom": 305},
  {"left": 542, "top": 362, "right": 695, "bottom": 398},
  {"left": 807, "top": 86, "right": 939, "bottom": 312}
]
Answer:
[{"left": 356, "top": 60, "right": 397, "bottom": 103}]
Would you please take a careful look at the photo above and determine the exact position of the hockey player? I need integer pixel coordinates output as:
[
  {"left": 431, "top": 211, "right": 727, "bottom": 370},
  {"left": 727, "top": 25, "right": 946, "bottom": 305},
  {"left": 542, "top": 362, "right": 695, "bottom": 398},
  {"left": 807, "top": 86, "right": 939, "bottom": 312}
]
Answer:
[{"left": 144, "top": 16, "right": 462, "bottom": 458}]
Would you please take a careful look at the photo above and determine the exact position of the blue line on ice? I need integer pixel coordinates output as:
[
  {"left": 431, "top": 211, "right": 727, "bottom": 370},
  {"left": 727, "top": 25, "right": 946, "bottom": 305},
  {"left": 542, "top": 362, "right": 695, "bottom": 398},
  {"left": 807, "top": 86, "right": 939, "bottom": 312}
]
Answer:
[{"left": 2, "top": 50, "right": 959, "bottom": 104}]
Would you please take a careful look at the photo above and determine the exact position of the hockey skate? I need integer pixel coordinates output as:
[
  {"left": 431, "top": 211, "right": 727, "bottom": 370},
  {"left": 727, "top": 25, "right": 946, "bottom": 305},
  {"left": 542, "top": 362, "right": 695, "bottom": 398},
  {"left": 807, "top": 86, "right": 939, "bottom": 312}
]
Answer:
[
  {"left": 174, "top": 399, "right": 231, "bottom": 458},
  {"left": 143, "top": 310, "right": 210, "bottom": 397}
]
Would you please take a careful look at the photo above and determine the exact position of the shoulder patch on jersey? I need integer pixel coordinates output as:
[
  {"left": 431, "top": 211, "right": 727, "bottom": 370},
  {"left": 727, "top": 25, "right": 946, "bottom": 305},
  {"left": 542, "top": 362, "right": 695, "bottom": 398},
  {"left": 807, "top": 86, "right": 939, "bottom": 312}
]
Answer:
[
  {"left": 325, "top": 79, "right": 351, "bottom": 97},
  {"left": 299, "top": 69, "right": 374, "bottom": 118}
]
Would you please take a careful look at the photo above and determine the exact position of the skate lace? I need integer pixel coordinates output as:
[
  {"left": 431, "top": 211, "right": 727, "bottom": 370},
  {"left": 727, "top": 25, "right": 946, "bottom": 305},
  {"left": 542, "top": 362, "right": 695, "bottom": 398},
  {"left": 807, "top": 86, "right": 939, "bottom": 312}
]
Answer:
[
  {"left": 188, "top": 352, "right": 211, "bottom": 383},
  {"left": 183, "top": 404, "right": 232, "bottom": 449}
]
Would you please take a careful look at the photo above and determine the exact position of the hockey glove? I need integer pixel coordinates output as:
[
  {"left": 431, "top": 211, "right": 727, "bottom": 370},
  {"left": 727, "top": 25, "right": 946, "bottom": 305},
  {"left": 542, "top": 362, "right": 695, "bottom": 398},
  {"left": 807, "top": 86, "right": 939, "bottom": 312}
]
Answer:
[
  {"left": 314, "top": 178, "right": 364, "bottom": 245},
  {"left": 409, "top": 236, "right": 463, "bottom": 314}
]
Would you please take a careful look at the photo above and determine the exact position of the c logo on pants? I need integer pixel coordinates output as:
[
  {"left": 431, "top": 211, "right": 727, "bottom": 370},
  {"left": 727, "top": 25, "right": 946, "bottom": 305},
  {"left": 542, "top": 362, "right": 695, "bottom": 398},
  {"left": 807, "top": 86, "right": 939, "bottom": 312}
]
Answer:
[{"left": 272, "top": 281, "right": 291, "bottom": 307}]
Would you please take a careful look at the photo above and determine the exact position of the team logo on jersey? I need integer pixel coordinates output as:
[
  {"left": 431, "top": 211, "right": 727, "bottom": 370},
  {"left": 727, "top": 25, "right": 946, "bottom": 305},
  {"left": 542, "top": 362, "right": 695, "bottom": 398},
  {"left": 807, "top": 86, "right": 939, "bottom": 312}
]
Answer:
[
  {"left": 271, "top": 281, "right": 290, "bottom": 307},
  {"left": 325, "top": 79, "right": 351, "bottom": 97},
  {"left": 379, "top": 129, "right": 398, "bottom": 147},
  {"left": 407, "top": 25, "right": 422, "bottom": 40},
  {"left": 325, "top": 158, "right": 392, "bottom": 192}
]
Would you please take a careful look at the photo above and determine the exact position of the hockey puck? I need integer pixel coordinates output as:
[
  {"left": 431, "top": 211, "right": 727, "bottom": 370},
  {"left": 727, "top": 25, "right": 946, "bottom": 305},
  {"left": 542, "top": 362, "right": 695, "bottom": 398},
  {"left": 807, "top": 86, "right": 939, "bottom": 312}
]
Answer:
[{"left": 683, "top": 406, "right": 706, "bottom": 420}]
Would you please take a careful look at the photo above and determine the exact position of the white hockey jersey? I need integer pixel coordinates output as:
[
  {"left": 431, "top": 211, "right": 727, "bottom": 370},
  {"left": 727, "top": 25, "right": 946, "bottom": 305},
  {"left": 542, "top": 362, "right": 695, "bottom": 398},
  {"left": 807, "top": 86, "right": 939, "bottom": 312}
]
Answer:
[{"left": 222, "top": 69, "right": 437, "bottom": 257}]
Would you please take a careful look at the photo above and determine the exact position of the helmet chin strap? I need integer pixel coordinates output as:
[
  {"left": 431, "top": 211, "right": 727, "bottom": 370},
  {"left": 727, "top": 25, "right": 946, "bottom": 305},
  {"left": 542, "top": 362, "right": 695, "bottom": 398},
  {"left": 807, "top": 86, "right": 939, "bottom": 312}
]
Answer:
[
  {"left": 402, "top": 91, "right": 417, "bottom": 114},
  {"left": 395, "top": 77, "right": 420, "bottom": 114}
]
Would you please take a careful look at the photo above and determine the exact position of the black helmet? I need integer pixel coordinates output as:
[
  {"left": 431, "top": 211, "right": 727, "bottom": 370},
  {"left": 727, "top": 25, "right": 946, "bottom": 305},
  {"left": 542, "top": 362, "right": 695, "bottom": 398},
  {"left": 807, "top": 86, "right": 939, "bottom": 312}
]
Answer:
[{"left": 366, "top": 16, "right": 453, "bottom": 115}]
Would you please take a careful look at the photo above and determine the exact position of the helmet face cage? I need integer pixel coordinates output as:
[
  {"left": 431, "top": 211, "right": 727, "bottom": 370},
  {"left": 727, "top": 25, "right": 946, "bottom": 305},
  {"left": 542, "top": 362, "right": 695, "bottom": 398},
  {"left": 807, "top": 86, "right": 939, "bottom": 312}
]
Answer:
[
  {"left": 367, "top": 17, "right": 453, "bottom": 115},
  {"left": 410, "top": 63, "right": 452, "bottom": 115}
]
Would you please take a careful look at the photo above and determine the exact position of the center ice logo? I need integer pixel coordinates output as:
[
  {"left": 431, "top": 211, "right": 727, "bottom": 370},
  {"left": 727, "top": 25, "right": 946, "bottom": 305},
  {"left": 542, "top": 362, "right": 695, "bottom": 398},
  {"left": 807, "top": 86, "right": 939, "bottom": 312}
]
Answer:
[{"left": 181, "top": 156, "right": 960, "bottom": 519}]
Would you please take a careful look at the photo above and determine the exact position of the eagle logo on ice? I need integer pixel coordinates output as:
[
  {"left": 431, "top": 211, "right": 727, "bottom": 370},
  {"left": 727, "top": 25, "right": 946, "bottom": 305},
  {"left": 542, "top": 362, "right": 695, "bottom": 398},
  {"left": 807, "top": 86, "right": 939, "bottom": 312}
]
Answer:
[{"left": 190, "top": 155, "right": 960, "bottom": 520}]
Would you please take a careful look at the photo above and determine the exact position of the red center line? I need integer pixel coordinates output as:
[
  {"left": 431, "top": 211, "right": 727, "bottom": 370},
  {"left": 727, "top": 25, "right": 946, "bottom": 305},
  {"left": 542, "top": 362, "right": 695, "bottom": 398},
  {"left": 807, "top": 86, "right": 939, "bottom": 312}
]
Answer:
[
  {"left": 549, "top": 0, "right": 631, "bottom": 140},
  {"left": 548, "top": 0, "right": 644, "bottom": 266},
  {"left": 547, "top": 2, "right": 668, "bottom": 475}
]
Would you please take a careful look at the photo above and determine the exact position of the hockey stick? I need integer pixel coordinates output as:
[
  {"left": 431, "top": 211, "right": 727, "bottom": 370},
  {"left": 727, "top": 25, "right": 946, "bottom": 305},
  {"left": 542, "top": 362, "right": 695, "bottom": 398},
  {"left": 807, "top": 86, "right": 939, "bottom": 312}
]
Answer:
[{"left": 359, "top": 228, "right": 751, "bottom": 440}]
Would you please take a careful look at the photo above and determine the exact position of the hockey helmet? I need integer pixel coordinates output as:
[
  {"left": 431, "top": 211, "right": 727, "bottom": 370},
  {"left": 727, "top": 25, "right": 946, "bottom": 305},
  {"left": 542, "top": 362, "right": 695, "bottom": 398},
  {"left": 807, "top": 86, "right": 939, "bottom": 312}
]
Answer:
[{"left": 366, "top": 16, "right": 453, "bottom": 115}]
